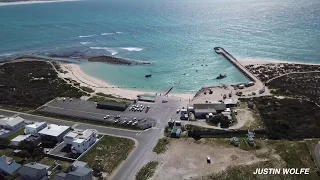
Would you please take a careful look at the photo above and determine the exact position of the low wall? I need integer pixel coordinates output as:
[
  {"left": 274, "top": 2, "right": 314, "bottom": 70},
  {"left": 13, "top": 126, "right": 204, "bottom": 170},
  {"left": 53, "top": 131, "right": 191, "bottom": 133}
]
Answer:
[{"left": 188, "top": 129, "right": 267, "bottom": 138}]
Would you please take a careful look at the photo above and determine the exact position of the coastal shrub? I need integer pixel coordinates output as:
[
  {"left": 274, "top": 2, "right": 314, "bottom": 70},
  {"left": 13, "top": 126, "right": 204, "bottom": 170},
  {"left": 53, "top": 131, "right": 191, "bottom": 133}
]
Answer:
[
  {"left": 252, "top": 97, "right": 320, "bottom": 139},
  {"left": 0, "top": 61, "right": 86, "bottom": 109}
]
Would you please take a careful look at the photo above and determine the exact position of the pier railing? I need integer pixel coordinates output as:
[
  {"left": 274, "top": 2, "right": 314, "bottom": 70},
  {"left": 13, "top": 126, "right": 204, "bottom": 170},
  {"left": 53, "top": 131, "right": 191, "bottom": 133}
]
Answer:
[{"left": 214, "top": 47, "right": 257, "bottom": 83}]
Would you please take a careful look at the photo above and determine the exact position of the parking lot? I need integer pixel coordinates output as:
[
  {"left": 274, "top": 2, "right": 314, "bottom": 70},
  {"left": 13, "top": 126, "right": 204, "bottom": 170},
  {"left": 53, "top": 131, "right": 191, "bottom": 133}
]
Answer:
[{"left": 39, "top": 98, "right": 156, "bottom": 129}]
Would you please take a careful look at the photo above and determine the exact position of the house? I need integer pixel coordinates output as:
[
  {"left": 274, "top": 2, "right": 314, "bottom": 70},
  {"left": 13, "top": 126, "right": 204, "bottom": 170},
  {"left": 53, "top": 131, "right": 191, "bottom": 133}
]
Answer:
[
  {"left": 63, "top": 129, "right": 97, "bottom": 154},
  {"left": 23, "top": 134, "right": 42, "bottom": 149},
  {"left": 0, "top": 116, "right": 25, "bottom": 138},
  {"left": 0, "top": 155, "right": 21, "bottom": 176},
  {"left": 39, "top": 124, "right": 70, "bottom": 144},
  {"left": 11, "top": 135, "right": 30, "bottom": 147},
  {"left": 18, "top": 162, "right": 49, "bottom": 180},
  {"left": 25, "top": 122, "right": 47, "bottom": 135},
  {"left": 53, "top": 161, "right": 92, "bottom": 180}
]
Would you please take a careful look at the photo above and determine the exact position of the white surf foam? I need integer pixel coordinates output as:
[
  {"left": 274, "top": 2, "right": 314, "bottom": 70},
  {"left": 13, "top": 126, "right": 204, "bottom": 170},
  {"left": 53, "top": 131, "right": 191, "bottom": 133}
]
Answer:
[
  {"left": 115, "top": 32, "right": 123, "bottom": 34},
  {"left": 79, "top": 34, "right": 95, "bottom": 38},
  {"left": 80, "top": 42, "right": 91, "bottom": 45},
  {"left": 90, "top": 47, "right": 118, "bottom": 56},
  {"left": 101, "top": 32, "right": 115, "bottom": 36},
  {"left": 121, "top": 47, "right": 143, "bottom": 52}
]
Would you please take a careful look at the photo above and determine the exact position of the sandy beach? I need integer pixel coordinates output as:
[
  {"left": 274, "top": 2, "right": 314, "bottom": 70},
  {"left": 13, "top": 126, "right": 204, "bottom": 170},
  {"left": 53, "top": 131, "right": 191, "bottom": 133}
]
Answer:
[
  {"left": 58, "top": 62, "right": 194, "bottom": 100},
  {"left": 0, "top": 0, "right": 79, "bottom": 6}
]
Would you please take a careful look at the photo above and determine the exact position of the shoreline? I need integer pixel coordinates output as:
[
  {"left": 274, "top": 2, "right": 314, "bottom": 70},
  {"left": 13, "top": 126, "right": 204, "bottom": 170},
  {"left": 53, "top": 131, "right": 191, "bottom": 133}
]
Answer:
[
  {"left": 238, "top": 58, "right": 320, "bottom": 66},
  {"left": 58, "top": 62, "right": 194, "bottom": 100},
  {"left": 0, "top": 0, "right": 79, "bottom": 6}
]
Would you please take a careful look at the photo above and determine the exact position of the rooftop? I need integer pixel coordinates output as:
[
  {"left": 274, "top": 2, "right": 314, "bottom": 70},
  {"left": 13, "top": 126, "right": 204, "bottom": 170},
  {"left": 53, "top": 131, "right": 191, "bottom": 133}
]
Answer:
[
  {"left": 39, "top": 124, "right": 70, "bottom": 137},
  {"left": 97, "top": 101, "right": 128, "bottom": 108},
  {"left": 0, "top": 155, "right": 21, "bottom": 175},
  {"left": 0, "top": 116, "right": 25, "bottom": 127},
  {"left": 26, "top": 122, "right": 47, "bottom": 128},
  {"left": 11, "top": 135, "right": 30, "bottom": 142},
  {"left": 65, "top": 129, "right": 96, "bottom": 140}
]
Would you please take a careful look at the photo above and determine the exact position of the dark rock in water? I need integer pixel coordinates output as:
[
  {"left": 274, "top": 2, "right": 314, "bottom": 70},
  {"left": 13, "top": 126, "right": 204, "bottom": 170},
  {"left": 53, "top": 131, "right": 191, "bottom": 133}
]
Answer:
[
  {"left": 145, "top": 74, "right": 152, "bottom": 78},
  {"left": 88, "top": 56, "right": 152, "bottom": 66},
  {"left": 216, "top": 74, "right": 227, "bottom": 79}
]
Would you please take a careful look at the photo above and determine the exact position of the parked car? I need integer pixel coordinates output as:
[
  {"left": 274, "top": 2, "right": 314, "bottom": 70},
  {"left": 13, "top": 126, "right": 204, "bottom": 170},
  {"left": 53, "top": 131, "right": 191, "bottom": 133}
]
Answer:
[
  {"left": 115, "top": 115, "right": 121, "bottom": 119},
  {"left": 104, "top": 115, "right": 110, "bottom": 119},
  {"left": 114, "top": 119, "right": 119, "bottom": 123},
  {"left": 127, "top": 120, "right": 133, "bottom": 125},
  {"left": 176, "top": 109, "right": 180, "bottom": 113}
]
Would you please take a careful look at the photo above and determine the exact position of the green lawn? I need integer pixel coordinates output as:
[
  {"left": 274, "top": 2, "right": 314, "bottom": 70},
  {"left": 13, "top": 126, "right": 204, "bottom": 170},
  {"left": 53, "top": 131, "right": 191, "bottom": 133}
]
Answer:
[
  {"left": 80, "top": 135, "right": 135, "bottom": 174},
  {"left": 136, "top": 161, "right": 159, "bottom": 180},
  {"left": 0, "top": 148, "right": 23, "bottom": 163},
  {"left": 153, "top": 138, "right": 170, "bottom": 154},
  {"left": 8, "top": 129, "right": 25, "bottom": 140}
]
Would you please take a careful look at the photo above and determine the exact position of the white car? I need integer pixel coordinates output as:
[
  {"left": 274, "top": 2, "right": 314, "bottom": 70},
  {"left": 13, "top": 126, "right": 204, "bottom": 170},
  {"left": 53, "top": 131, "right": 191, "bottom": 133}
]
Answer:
[
  {"left": 127, "top": 120, "right": 133, "bottom": 125},
  {"left": 114, "top": 119, "right": 119, "bottom": 123},
  {"left": 104, "top": 115, "right": 110, "bottom": 119},
  {"left": 176, "top": 109, "right": 180, "bottom": 113}
]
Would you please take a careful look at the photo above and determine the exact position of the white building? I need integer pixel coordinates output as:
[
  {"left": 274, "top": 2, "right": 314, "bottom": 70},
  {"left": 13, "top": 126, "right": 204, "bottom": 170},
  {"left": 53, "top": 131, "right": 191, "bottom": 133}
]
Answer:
[
  {"left": 25, "top": 122, "right": 47, "bottom": 135},
  {"left": 39, "top": 124, "right": 70, "bottom": 143},
  {"left": 64, "top": 129, "right": 97, "bottom": 154},
  {"left": 0, "top": 116, "right": 25, "bottom": 138},
  {"left": 10, "top": 135, "right": 30, "bottom": 147}
]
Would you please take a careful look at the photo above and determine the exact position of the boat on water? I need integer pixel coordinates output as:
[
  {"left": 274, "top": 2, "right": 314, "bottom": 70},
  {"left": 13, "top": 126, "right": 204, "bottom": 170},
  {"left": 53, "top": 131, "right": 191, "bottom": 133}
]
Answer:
[
  {"left": 145, "top": 74, "right": 152, "bottom": 78},
  {"left": 216, "top": 74, "right": 227, "bottom": 79}
]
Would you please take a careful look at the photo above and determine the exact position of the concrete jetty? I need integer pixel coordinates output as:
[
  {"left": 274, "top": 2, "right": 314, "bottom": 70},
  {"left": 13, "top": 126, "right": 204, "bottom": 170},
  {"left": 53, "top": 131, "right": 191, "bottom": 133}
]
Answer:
[{"left": 214, "top": 47, "right": 259, "bottom": 83}]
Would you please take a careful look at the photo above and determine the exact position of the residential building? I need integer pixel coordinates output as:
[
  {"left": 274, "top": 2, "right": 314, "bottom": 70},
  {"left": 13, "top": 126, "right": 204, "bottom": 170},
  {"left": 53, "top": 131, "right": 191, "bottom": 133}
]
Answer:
[
  {"left": 0, "top": 116, "right": 25, "bottom": 138},
  {"left": 39, "top": 124, "right": 70, "bottom": 143},
  {"left": 64, "top": 129, "right": 97, "bottom": 154},
  {"left": 0, "top": 155, "right": 21, "bottom": 176},
  {"left": 23, "top": 134, "right": 42, "bottom": 149},
  {"left": 25, "top": 122, "right": 47, "bottom": 135},
  {"left": 53, "top": 161, "right": 92, "bottom": 180},
  {"left": 11, "top": 135, "right": 30, "bottom": 147},
  {"left": 18, "top": 162, "right": 49, "bottom": 180}
]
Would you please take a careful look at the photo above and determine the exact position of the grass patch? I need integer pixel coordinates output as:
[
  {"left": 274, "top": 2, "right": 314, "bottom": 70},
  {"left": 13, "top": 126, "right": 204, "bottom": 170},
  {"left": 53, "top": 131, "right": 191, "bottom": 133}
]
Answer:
[
  {"left": 0, "top": 148, "right": 23, "bottom": 163},
  {"left": 88, "top": 95, "right": 132, "bottom": 105},
  {"left": 80, "top": 135, "right": 135, "bottom": 174},
  {"left": 136, "top": 161, "right": 159, "bottom": 180},
  {"left": 8, "top": 129, "right": 25, "bottom": 140},
  {"left": 80, "top": 86, "right": 95, "bottom": 93},
  {"left": 153, "top": 138, "right": 170, "bottom": 154}
]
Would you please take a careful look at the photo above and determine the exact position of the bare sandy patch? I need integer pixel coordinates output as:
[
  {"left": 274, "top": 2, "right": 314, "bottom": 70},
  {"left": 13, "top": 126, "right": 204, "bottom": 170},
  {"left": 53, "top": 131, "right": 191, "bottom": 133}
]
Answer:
[{"left": 151, "top": 138, "right": 265, "bottom": 180}]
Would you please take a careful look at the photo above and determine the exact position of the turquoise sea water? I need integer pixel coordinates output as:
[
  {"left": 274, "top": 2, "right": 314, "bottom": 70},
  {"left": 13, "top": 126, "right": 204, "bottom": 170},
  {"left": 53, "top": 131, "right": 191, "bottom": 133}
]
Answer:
[{"left": 0, "top": 0, "right": 320, "bottom": 93}]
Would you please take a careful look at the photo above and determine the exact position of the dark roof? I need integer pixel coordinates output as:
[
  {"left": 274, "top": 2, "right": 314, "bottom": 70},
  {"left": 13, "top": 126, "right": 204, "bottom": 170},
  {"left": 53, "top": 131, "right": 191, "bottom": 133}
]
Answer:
[
  {"left": 53, "top": 173, "right": 66, "bottom": 180},
  {"left": 194, "top": 103, "right": 226, "bottom": 111},
  {"left": 195, "top": 109, "right": 217, "bottom": 113},
  {"left": 97, "top": 101, "right": 128, "bottom": 108}
]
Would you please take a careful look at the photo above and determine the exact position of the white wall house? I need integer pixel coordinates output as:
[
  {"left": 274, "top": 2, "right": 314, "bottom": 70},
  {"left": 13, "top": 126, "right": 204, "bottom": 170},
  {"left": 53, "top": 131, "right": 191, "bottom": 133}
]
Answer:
[
  {"left": 25, "top": 122, "right": 47, "bottom": 135},
  {"left": 39, "top": 124, "right": 70, "bottom": 143},
  {"left": 0, "top": 116, "right": 25, "bottom": 138},
  {"left": 64, "top": 129, "right": 97, "bottom": 154}
]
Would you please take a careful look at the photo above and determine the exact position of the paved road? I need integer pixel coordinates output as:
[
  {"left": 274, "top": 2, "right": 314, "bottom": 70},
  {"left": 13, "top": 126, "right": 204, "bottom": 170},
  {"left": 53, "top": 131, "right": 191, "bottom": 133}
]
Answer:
[
  {"left": 0, "top": 95, "right": 183, "bottom": 180},
  {"left": 315, "top": 142, "right": 320, "bottom": 171}
]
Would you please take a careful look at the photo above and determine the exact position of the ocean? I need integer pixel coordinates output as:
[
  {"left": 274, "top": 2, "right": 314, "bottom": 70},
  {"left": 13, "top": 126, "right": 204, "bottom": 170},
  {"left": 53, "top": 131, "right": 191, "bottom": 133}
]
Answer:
[{"left": 0, "top": 0, "right": 319, "bottom": 93}]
